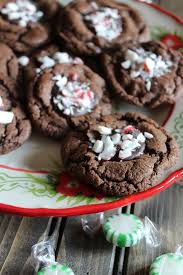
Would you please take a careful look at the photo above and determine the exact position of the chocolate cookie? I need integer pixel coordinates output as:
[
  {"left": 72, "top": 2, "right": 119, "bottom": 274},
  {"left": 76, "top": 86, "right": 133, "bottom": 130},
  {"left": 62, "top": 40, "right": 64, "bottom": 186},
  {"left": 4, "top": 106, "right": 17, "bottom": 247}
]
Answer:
[
  {"left": 0, "top": 78, "right": 31, "bottom": 154},
  {"left": 57, "top": 0, "right": 149, "bottom": 56},
  {"left": 102, "top": 41, "right": 183, "bottom": 108},
  {"left": 61, "top": 112, "right": 179, "bottom": 196},
  {"left": 27, "top": 60, "right": 112, "bottom": 138},
  {"left": 0, "top": 0, "right": 59, "bottom": 54}
]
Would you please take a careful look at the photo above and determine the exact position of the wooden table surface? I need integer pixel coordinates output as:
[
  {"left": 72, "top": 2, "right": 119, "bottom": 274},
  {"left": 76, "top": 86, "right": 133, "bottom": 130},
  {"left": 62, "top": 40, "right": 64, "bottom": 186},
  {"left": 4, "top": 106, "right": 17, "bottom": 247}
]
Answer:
[{"left": 0, "top": 1, "right": 183, "bottom": 274}]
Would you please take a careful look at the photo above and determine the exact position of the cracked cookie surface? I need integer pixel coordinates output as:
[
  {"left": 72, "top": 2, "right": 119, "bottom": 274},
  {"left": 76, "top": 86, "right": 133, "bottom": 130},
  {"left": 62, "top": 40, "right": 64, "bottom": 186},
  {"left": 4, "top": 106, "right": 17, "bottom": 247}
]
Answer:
[
  {"left": 27, "top": 61, "right": 111, "bottom": 139},
  {"left": 102, "top": 41, "right": 183, "bottom": 108},
  {"left": 57, "top": 0, "right": 149, "bottom": 56},
  {"left": 0, "top": 0, "right": 59, "bottom": 54},
  {"left": 61, "top": 112, "right": 179, "bottom": 196}
]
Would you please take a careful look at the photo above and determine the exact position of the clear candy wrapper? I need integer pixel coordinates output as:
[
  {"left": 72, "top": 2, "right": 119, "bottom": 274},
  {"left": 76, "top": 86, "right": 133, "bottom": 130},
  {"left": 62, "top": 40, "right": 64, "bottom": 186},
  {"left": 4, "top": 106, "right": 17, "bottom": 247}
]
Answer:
[{"left": 31, "top": 221, "right": 74, "bottom": 275}]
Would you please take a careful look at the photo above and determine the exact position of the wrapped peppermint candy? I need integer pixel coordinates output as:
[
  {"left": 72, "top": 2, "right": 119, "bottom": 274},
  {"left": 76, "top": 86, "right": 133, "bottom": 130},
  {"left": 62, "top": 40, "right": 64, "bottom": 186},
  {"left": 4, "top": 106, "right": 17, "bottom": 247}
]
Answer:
[
  {"left": 31, "top": 237, "right": 74, "bottom": 274},
  {"left": 149, "top": 246, "right": 183, "bottom": 275},
  {"left": 103, "top": 214, "right": 161, "bottom": 248}
]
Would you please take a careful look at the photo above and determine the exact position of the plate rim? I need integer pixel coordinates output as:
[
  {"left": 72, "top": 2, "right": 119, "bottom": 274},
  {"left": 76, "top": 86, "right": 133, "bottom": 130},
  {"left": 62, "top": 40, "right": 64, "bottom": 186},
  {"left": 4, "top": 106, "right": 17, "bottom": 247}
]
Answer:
[{"left": 1, "top": 0, "right": 183, "bottom": 217}]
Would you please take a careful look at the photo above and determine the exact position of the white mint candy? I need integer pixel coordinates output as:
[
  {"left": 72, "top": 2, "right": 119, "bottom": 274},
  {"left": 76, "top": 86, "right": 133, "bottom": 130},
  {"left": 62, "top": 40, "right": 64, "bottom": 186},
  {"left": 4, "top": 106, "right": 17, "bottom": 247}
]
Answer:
[
  {"left": 96, "top": 125, "right": 112, "bottom": 135},
  {"left": 19, "top": 20, "right": 27, "bottom": 27},
  {"left": 146, "top": 81, "right": 151, "bottom": 91},
  {"left": 98, "top": 136, "right": 116, "bottom": 160},
  {"left": 121, "top": 139, "right": 133, "bottom": 150},
  {"left": 18, "top": 56, "right": 29, "bottom": 66},
  {"left": 119, "top": 149, "right": 132, "bottom": 160},
  {"left": 8, "top": 12, "right": 20, "bottom": 20},
  {"left": 121, "top": 60, "right": 131, "bottom": 69},
  {"left": 103, "top": 213, "right": 144, "bottom": 247},
  {"left": 111, "top": 133, "right": 121, "bottom": 145},
  {"left": 36, "top": 68, "right": 41, "bottom": 74},
  {"left": 137, "top": 133, "right": 146, "bottom": 143},
  {"left": 0, "top": 97, "right": 4, "bottom": 108},
  {"left": 39, "top": 56, "right": 55, "bottom": 69},
  {"left": 0, "top": 110, "right": 14, "bottom": 124},
  {"left": 144, "top": 132, "right": 153, "bottom": 139},
  {"left": 122, "top": 134, "right": 133, "bottom": 140},
  {"left": 53, "top": 52, "right": 70, "bottom": 63},
  {"left": 130, "top": 71, "right": 140, "bottom": 78},
  {"left": 126, "top": 50, "right": 139, "bottom": 62},
  {"left": 6, "top": 3, "right": 18, "bottom": 11},
  {"left": 92, "top": 140, "right": 103, "bottom": 153}
]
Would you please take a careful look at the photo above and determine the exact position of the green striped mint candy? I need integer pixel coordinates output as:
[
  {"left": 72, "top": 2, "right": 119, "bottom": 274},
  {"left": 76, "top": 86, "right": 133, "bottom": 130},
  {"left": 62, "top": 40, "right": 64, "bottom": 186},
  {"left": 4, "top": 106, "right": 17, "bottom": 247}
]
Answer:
[
  {"left": 150, "top": 253, "right": 183, "bottom": 275},
  {"left": 38, "top": 263, "right": 74, "bottom": 275},
  {"left": 103, "top": 213, "right": 144, "bottom": 247}
]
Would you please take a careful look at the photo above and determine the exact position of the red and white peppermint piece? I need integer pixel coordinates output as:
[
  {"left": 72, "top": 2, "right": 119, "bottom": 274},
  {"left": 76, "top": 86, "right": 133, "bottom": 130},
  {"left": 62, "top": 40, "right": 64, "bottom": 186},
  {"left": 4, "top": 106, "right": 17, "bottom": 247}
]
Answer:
[
  {"left": 144, "top": 58, "right": 155, "bottom": 72},
  {"left": 123, "top": 125, "right": 136, "bottom": 134}
]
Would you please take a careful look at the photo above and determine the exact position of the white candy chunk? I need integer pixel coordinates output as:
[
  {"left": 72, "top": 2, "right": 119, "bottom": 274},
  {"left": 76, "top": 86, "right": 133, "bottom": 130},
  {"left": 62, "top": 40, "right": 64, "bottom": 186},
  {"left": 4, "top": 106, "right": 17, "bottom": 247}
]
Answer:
[
  {"left": 36, "top": 68, "right": 41, "bottom": 74},
  {"left": 146, "top": 81, "right": 151, "bottom": 91},
  {"left": 96, "top": 125, "right": 112, "bottom": 135},
  {"left": 57, "top": 103, "right": 64, "bottom": 111},
  {"left": 0, "top": 97, "right": 4, "bottom": 108},
  {"left": 126, "top": 50, "right": 139, "bottom": 62},
  {"left": 91, "top": 2, "right": 98, "bottom": 9},
  {"left": 73, "top": 57, "right": 83, "bottom": 64},
  {"left": 121, "top": 139, "right": 133, "bottom": 149},
  {"left": 55, "top": 76, "right": 68, "bottom": 89},
  {"left": 111, "top": 133, "right": 121, "bottom": 144},
  {"left": 39, "top": 56, "right": 55, "bottom": 69},
  {"left": 1, "top": 0, "right": 43, "bottom": 27},
  {"left": 53, "top": 52, "right": 70, "bottom": 63},
  {"left": 115, "top": 129, "right": 121, "bottom": 133},
  {"left": 18, "top": 56, "right": 29, "bottom": 66},
  {"left": 84, "top": 7, "right": 122, "bottom": 41},
  {"left": 36, "top": 11, "right": 43, "bottom": 18},
  {"left": 63, "top": 108, "right": 71, "bottom": 115},
  {"left": 130, "top": 71, "right": 140, "bottom": 78},
  {"left": 144, "top": 132, "right": 153, "bottom": 139},
  {"left": 119, "top": 149, "right": 132, "bottom": 160},
  {"left": 137, "top": 133, "right": 146, "bottom": 143},
  {"left": 121, "top": 60, "right": 131, "bottom": 69},
  {"left": 1, "top": 8, "right": 9, "bottom": 14},
  {"left": 8, "top": 12, "right": 20, "bottom": 20},
  {"left": 130, "top": 139, "right": 141, "bottom": 149},
  {"left": 6, "top": 3, "right": 18, "bottom": 11},
  {"left": 122, "top": 134, "right": 133, "bottom": 140},
  {"left": 19, "top": 20, "right": 27, "bottom": 27},
  {"left": 98, "top": 136, "right": 116, "bottom": 160},
  {"left": 0, "top": 110, "right": 14, "bottom": 124},
  {"left": 92, "top": 140, "right": 104, "bottom": 153}
]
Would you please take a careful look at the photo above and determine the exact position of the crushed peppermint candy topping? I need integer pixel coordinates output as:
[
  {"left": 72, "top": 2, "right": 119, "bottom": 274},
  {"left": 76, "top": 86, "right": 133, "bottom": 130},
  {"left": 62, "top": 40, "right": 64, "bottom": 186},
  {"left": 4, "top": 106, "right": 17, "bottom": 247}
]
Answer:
[
  {"left": 121, "top": 48, "right": 173, "bottom": 91},
  {"left": 0, "top": 0, "right": 43, "bottom": 27},
  {"left": 84, "top": 3, "right": 122, "bottom": 41},
  {"left": 52, "top": 73, "right": 97, "bottom": 116},
  {"left": 0, "top": 96, "right": 14, "bottom": 124},
  {"left": 36, "top": 52, "right": 83, "bottom": 74},
  {"left": 18, "top": 56, "right": 30, "bottom": 66},
  {"left": 88, "top": 124, "right": 153, "bottom": 161}
]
